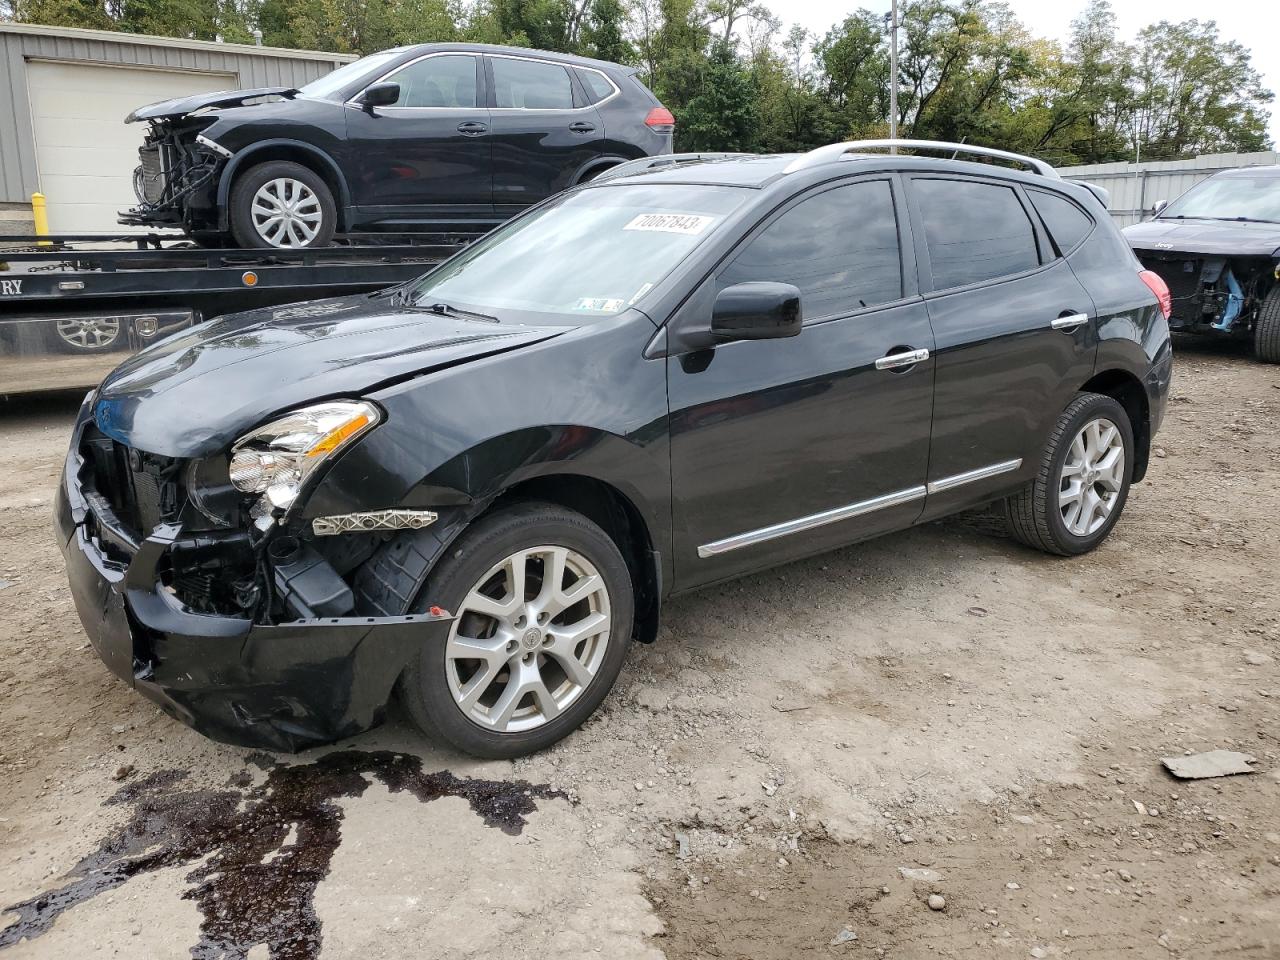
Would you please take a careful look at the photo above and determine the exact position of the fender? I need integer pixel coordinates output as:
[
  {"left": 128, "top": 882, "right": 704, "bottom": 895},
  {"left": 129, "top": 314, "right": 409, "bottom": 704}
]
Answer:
[
  {"left": 215, "top": 139, "right": 353, "bottom": 231},
  {"left": 572, "top": 154, "right": 636, "bottom": 185}
]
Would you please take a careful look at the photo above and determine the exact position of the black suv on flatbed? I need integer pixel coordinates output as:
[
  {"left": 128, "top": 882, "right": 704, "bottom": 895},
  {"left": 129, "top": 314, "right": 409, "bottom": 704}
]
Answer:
[
  {"left": 61, "top": 140, "right": 1172, "bottom": 757},
  {"left": 121, "top": 43, "right": 674, "bottom": 248},
  {"left": 1124, "top": 165, "right": 1280, "bottom": 362}
]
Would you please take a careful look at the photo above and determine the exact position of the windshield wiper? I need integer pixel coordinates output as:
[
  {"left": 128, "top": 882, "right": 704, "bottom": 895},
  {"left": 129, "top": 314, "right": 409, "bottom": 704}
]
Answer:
[
  {"left": 396, "top": 297, "right": 498, "bottom": 323},
  {"left": 1163, "top": 215, "right": 1280, "bottom": 224}
]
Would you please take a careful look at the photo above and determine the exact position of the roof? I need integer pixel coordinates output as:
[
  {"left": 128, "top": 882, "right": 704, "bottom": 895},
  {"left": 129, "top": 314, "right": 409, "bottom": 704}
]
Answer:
[
  {"left": 1211, "top": 165, "right": 1280, "bottom": 178},
  {"left": 0, "top": 21, "right": 356, "bottom": 62}
]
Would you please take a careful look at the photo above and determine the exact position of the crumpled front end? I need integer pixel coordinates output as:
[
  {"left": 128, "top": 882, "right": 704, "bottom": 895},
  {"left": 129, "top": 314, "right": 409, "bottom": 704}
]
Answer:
[{"left": 54, "top": 404, "right": 451, "bottom": 752}]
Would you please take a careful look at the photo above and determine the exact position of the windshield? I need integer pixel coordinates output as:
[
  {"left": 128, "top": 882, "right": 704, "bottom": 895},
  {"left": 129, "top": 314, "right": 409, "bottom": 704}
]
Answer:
[
  {"left": 1160, "top": 174, "right": 1280, "bottom": 223},
  {"left": 407, "top": 183, "right": 749, "bottom": 319},
  {"left": 297, "top": 49, "right": 406, "bottom": 101}
]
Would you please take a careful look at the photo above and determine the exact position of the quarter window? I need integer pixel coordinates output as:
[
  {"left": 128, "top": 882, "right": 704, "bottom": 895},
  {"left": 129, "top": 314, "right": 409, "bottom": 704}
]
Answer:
[
  {"left": 1029, "top": 190, "right": 1094, "bottom": 254},
  {"left": 577, "top": 69, "right": 616, "bottom": 104},
  {"left": 915, "top": 178, "right": 1040, "bottom": 289},
  {"left": 383, "top": 55, "right": 478, "bottom": 108},
  {"left": 719, "top": 180, "right": 903, "bottom": 320},
  {"left": 493, "top": 58, "right": 574, "bottom": 110}
]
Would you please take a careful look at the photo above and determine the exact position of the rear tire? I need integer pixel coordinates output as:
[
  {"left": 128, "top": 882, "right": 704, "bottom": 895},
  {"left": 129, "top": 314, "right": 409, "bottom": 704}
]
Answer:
[
  {"left": 1254, "top": 286, "right": 1280, "bottom": 363},
  {"left": 398, "top": 502, "right": 634, "bottom": 758},
  {"left": 229, "top": 160, "right": 336, "bottom": 249},
  {"left": 1001, "top": 392, "right": 1134, "bottom": 556}
]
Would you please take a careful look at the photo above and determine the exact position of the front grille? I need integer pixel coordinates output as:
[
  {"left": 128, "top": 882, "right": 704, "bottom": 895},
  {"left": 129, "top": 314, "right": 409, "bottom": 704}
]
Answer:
[
  {"left": 138, "top": 145, "right": 166, "bottom": 204},
  {"left": 82, "top": 432, "right": 181, "bottom": 538}
]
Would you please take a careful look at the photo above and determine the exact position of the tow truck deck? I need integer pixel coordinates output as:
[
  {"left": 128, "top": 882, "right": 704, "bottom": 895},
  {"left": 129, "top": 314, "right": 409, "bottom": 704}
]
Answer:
[{"left": 0, "top": 232, "right": 465, "bottom": 395}]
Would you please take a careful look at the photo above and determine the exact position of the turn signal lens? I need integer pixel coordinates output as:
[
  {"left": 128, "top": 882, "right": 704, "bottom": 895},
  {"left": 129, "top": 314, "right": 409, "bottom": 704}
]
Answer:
[
  {"left": 1138, "top": 269, "right": 1172, "bottom": 320},
  {"left": 306, "top": 411, "right": 375, "bottom": 458}
]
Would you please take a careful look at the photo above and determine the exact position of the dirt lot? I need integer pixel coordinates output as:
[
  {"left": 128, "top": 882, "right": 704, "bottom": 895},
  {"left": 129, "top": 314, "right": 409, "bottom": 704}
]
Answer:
[{"left": 1, "top": 340, "right": 1277, "bottom": 960}]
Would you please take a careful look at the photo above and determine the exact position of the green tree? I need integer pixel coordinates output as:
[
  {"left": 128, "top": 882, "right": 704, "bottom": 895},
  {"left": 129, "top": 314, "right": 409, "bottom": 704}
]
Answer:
[{"left": 678, "top": 38, "right": 757, "bottom": 150}]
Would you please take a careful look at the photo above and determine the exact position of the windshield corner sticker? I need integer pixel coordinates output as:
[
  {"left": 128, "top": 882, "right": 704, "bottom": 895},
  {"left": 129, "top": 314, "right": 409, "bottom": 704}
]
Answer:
[
  {"left": 574, "top": 297, "right": 626, "bottom": 312},
  {"left": 623, "top": 213, "right": 715, "bottom": 236}
]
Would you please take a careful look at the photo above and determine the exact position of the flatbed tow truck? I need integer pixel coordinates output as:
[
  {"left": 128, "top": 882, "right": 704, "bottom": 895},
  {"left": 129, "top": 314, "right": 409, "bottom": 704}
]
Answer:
[{"left": 0, "top": 232, "right": 465, "bottom": 396}]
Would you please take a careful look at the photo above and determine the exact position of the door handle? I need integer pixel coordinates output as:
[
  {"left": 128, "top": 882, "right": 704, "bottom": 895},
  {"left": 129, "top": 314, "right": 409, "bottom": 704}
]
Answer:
[
  {"left": 874, "top": 347, "right": 930, "bottom": 370},
  {"left": 1051, "top": 312, "right": 1089, "bottom": 332},
  {"left": 568, "top": 121, "right": 596, "bottom": 133},
  {"left": 457, "top": 121, "right": 488, "bottom": 136}
]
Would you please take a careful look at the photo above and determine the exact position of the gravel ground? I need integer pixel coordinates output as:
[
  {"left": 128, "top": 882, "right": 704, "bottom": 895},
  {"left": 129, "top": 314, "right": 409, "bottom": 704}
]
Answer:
[{"left": 1, "top": 338, "right": 1277, "bottom": 960}]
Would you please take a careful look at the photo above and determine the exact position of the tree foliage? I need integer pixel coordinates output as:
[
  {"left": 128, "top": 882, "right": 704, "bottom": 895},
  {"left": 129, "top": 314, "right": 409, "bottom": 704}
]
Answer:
[{"left": 2, "top": 0, "right": 1271, "bottom": 162}]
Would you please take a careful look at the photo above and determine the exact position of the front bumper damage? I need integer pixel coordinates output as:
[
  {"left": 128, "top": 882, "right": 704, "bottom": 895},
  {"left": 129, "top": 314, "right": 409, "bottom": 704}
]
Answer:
[{"left": 54, "top": 448, "right": 450, "bottom": 753}]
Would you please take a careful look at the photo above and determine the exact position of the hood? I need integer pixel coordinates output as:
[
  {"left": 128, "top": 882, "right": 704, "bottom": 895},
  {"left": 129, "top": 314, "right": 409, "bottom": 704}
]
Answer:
[
  {"left": 93, "top": 295, "right": 566, "bottom": 457},
  {"left": 1123, "top": 217, "right": 1280, "bottom": 257},
  {"left": 126, "top": 86, "right": 298, "bottom": 123}
]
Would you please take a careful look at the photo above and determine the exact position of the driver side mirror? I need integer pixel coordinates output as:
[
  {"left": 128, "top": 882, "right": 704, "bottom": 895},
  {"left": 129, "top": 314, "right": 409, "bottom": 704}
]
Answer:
[
  {"left": 359, "top": 82, "right": 400, "bottom": 111},
  {"left": 1150, "top": 198, "right": 1169, "bottom": 217},
  {"left": 711, "top": 282, "right": 802, "bottom": 343}
]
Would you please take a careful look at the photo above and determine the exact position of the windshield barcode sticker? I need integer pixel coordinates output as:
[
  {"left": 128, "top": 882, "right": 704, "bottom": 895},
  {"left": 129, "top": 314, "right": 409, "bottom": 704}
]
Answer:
[
  {"left": 574, "top": 297, "right": 626, "bottom": 312},
  {"left": 623, "top": 213, "right": 714, "bottom": 235}
]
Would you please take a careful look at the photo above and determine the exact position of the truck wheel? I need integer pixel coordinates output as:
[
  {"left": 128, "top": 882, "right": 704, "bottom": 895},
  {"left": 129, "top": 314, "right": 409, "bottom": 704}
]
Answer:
[
  {"left": 229, "top": 161, "right": 336, "bottom": 249},
  {"left": 1000, "top": 392, "right": 1134, "bottom": 556},
  {"left": 1254, "top": 286, "right": 1280, "bottom": 363},
  {"left": 398, "top": 502, "right": 634, "bottom": 758}
]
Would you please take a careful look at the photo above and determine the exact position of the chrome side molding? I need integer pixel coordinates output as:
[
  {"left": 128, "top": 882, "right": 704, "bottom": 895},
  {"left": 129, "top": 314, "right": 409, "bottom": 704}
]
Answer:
[
  {"left": 313, "top": 509, "right": 438, "bottom": 537},
  {"left": 926, "top": 458, "right": 1023, "bottom": 495},
  {"left": 697, "top": 485, "right": 927, "bottom": 558},
  {"left": 697, "top": 458, "right": 1024, "bottom": 558}
]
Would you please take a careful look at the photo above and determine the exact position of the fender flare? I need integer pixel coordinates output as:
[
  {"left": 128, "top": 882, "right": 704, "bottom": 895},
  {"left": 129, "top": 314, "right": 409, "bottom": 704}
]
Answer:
[{"left": 215, "top": 139, "right": 353, "bottom": 230}]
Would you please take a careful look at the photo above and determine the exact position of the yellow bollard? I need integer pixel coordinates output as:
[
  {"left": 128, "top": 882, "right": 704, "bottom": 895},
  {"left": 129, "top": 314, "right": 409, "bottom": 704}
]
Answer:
[{"left": 31, "top": 192, "right": 51, "bottom": 247}]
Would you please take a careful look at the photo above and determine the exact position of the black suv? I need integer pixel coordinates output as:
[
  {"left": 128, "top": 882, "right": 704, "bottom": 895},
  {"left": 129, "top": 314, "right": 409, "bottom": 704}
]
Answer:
[
  {"left": 1123, "top": 165, "right": 1280, "bottom": 362},
  {"left": 62, "top": 141, "right": 1172, "bottom": 757},
  {"left": 120, "top": 43, "right": 674, "bottom": 248}
]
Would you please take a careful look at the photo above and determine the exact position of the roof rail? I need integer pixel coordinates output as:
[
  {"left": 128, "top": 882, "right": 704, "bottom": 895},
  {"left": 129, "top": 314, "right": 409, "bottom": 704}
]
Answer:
[
  {"left": 593, "top": 152, "right": 755, "bottom": 183},
  {"left": 782, "top": 139, "right": 1060, "bottom": 179}
]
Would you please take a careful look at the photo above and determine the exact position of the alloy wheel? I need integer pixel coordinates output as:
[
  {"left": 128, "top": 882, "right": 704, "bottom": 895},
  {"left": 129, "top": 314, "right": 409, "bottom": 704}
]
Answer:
[
  {"left": 56, "top": 317, "right": 121, "bottom": 350},
  {"left": 445, "top": 545, "right": 612, "bottom": 733},
  {"left": 1059, "top": 416, "right": 1125, "bottom": 537},
  {"left": 250, "top": 178, "right": 323, "bottom": 247}
]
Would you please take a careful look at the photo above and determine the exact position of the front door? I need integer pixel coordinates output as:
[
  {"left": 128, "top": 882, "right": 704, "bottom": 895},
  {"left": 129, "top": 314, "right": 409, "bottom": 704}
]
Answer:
[
  {"left": 344, "top": 52, "right": 493, "bottom": 222},
  {"left": 902, "top": 174, "right": 1098, "bottom": 520},
  {"left": 667, "top": 177, "right": 936, "bottom": 589},
  {"left": 484, "top": 54, "right": 604, "bottom": 217}
]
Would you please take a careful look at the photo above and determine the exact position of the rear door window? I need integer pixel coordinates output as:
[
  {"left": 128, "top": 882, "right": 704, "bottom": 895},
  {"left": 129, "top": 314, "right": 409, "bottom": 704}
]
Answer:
[
  {"left": 1028, "top": 190, "right": 1094, "bottom": 254},
  {"left": 383, "top": 54, "right": 478, "bottom": 108},
  {"left": 492, "top": 58, "right": 574, "bottom": 110},
  {"left": 719, "top": 179, "right": 903, "bottom": 321},
  {"left": 914, "top": 178, "right": 1040, "bottom": 289}
]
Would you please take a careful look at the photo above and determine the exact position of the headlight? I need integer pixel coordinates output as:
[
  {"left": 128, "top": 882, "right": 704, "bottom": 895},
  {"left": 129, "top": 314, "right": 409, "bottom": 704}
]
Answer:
[{"left": 230, "top": 401, "right": 380, "bottom": 528}]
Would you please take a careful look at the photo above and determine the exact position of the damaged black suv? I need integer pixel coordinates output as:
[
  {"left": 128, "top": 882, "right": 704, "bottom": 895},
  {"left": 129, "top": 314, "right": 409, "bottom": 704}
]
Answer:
[
  {"left": 1124, "top": 165, "right": 1280, "bottom": 362},
  {"left": 120, "top": 42, "right": 673, "bottom": 248},
  {"left": 60, "top": 142, "right": 1172, "bottom": 758}
]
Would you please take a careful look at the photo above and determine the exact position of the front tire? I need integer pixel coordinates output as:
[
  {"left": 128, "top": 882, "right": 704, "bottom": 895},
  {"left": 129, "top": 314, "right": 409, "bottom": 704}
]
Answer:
[
  {"left": 399, "top": 502, "right": 634, "bottom": 758},
  {"left": 1001, "top": 392, "right": 1134, "bottom": 556},
  {"left": 229, "top": 160, "right": 336, "bottom": 249},
  {"left": 1254, "top": 286, "right": 1280, "bottom": 363}
]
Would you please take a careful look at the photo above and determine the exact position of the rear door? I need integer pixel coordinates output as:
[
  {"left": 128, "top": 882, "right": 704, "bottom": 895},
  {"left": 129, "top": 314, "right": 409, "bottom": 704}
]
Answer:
[
  {"left": 905, "top": 174, "right": 1097, "bottom": 520},
  {"left": 667, "top": 176, "right": 936, "bottom": 588},
  {"left": 344, "top": 52, "right": 492, "bottom": 219},
  {"left": 484, "top": 54, "right": 604, "bottom": 217}
]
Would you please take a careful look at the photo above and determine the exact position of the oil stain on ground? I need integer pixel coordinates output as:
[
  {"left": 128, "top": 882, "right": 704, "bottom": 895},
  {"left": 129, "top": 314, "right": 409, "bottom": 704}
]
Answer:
[{"left": 0, "top": 750, "right": 567, "bottom": 958}]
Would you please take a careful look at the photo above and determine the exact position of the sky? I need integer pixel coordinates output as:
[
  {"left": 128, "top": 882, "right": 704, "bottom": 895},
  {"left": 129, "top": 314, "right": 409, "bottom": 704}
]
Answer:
[{"left": 788, "top": 0, "right": 1280, "bottom": 145}]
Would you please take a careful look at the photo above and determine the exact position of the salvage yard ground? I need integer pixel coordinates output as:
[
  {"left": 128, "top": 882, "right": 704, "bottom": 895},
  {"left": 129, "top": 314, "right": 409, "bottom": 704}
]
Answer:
[{"left": 1, "top": 340, "right": 1277, "bottom": 959}]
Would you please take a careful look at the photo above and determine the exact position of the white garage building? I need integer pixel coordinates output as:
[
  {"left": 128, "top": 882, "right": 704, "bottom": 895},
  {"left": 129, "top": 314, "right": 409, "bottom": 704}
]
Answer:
[{"left": 0, "top": 23, "right": 353, "bottom": 235}]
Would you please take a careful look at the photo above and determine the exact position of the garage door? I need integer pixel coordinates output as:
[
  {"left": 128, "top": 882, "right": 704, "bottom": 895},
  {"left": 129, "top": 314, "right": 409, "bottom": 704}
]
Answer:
[{"left": 26, "top": 61, "right": 236, "bottom": 234}]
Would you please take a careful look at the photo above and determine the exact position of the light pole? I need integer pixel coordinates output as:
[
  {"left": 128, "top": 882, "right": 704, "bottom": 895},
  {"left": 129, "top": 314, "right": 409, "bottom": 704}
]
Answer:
[{"left": 886, "top": 0, "right": 899, "bottom": 152}]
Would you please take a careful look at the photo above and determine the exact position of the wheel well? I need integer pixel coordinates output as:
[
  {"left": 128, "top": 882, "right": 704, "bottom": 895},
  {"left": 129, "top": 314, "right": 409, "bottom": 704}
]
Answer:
[
  {"left": 490, "top": 475, "right": 661, "bottom": 643},
  {"left": 575, "top": 160, "right": 621, "bottom": 184},
  {"left": 225, "top": 145, "right": 348, "bottom": 227},
  {"left": 1081, "top": 369, "right": 1151, "bottom": 482}
]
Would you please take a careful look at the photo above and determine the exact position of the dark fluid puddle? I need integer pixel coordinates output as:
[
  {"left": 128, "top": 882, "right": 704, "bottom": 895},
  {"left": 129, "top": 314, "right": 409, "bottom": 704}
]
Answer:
[{"left": 0, "top": 751, "right": 566, "bottom": 958}]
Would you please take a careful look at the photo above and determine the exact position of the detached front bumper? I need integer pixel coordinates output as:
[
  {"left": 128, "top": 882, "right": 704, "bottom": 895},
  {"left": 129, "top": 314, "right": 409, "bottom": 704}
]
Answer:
[{"left": 54, "top": 450, "right": 450, "bottom": 753}]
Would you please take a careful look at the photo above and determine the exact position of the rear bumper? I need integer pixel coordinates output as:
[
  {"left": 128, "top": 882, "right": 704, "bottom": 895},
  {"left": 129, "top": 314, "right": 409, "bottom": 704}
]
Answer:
[{"left": 55, "top": 449, "right": 449, "bottom": 752}]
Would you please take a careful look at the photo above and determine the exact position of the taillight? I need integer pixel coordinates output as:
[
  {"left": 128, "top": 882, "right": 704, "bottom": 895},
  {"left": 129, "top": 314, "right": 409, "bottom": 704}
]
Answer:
[
  {"left": 1139, "top": 269, "right": 1172, "bottom": 320},
  {"left": 645, "top": 107, "right": 675, "bottom": 131}
]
